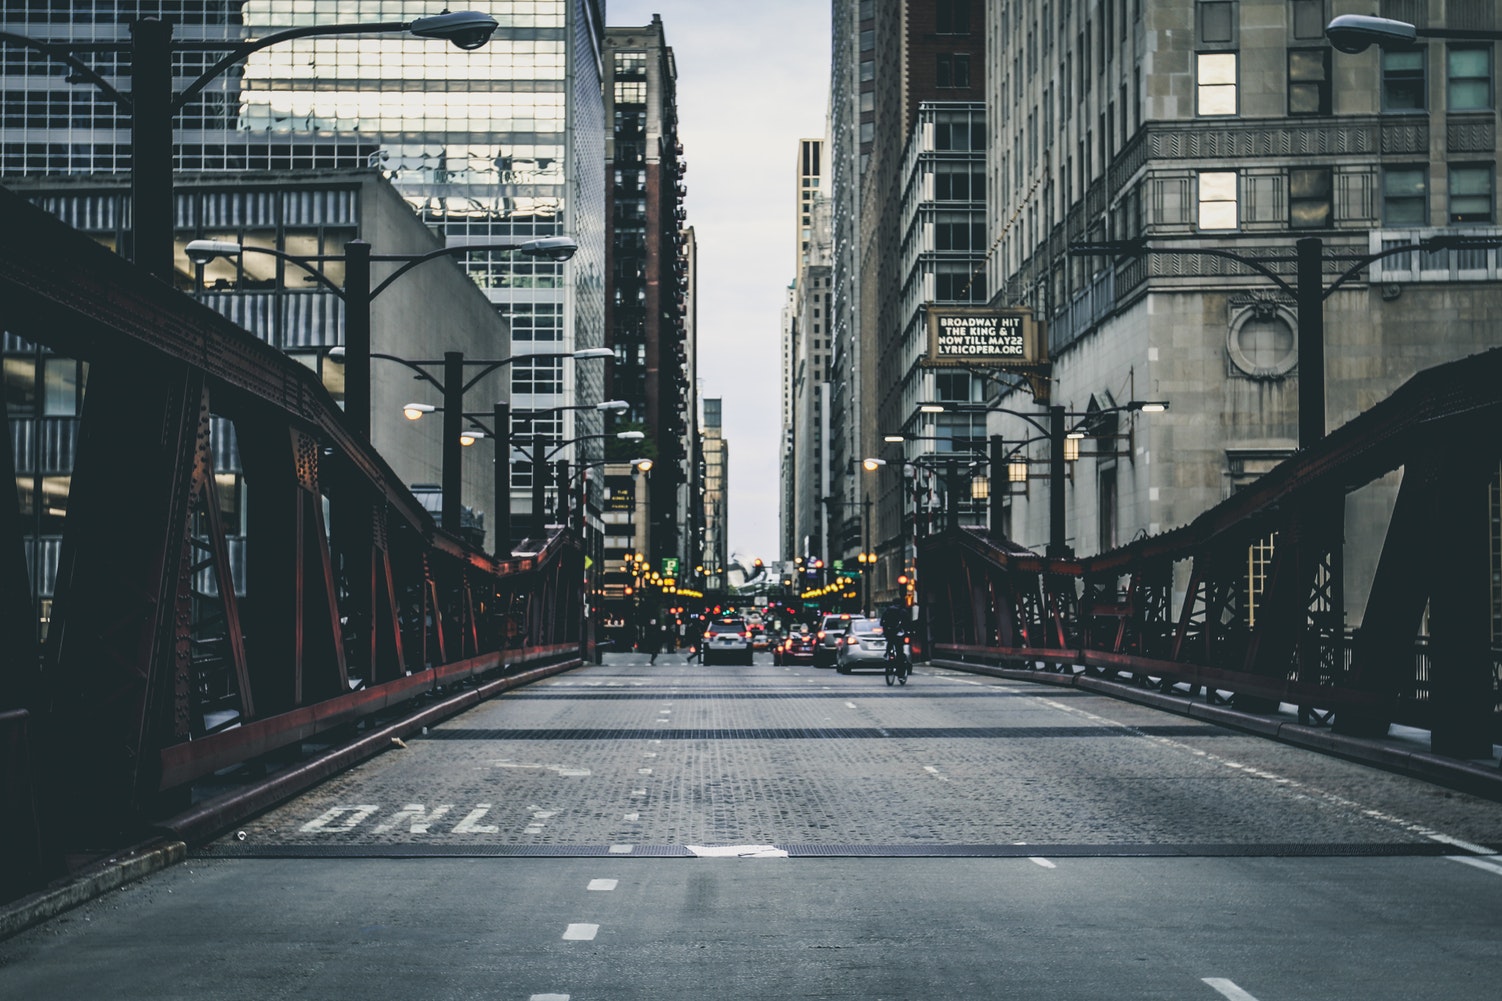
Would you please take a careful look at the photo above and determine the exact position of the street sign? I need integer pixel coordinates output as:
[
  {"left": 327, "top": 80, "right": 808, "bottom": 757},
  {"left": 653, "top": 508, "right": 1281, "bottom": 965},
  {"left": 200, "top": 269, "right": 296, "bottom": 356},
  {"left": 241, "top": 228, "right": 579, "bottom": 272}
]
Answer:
[{"left": 662, "top": 557, "right": 680, "bottom": 576}]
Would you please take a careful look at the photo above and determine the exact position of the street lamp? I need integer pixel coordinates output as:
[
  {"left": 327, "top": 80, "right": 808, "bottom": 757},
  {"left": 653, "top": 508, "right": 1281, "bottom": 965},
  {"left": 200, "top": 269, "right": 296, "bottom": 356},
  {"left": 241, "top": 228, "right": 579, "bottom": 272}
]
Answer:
[
  {"left": 2, "top": 13, "right": 499, "bottom": 281},
  {"left": 360, "top": 348, "right": 612, "bottom": 536},
  {"left": 1321, "top": 15, "right": 1502, "bottom": 54},
  {"left": 185, "top": 237, "right": 581, "bottom": 440}
]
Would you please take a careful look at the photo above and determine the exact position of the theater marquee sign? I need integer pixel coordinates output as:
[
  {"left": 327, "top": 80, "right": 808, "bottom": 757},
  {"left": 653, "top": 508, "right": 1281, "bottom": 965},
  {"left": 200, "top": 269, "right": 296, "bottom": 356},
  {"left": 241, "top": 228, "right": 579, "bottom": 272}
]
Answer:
[{"left": 924, "top": 306, "right": 1051, "bottom": 399}]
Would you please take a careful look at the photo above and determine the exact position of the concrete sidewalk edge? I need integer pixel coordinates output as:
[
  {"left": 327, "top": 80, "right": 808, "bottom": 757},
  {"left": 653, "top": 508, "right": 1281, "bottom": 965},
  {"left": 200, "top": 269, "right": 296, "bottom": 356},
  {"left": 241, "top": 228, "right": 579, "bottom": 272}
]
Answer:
[
  {"left": 0, "top": 839, "right": 186, "bottom": 941},
  {"left": 930, "top": 658, "right": 1502, "bottom": 801}
]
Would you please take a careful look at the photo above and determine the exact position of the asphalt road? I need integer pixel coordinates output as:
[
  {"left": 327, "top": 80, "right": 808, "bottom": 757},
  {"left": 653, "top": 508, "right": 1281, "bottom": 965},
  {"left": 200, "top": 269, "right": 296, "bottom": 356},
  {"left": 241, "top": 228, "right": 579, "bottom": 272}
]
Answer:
[{"left": 3, "top": 653, "right": 1500, "bottom": 1000}]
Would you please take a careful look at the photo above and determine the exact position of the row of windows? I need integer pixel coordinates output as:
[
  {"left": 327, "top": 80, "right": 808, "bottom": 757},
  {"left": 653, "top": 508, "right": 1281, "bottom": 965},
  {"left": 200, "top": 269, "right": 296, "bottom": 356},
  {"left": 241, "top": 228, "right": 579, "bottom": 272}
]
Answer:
[
  {"left": 1197, "top": 41, "right": 1495, "bottom": 117},
  {"left": 1192, "top": 165, "right": 1494, "bottom": 230}
]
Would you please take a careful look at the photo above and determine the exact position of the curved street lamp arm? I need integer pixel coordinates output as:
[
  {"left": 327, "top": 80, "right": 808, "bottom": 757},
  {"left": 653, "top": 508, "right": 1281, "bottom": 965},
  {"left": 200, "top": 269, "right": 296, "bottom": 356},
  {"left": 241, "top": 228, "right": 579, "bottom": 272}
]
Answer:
[
  {"left": 1320, "top": 239, "right": 1490, "bottom": 299},
  {"left": 543, "top": 433, "right": 609, "bottom": 462},
  {"left": 172, "top": 20, "right": 409, "bottom": 112},
  {"left": 0, "top": 31, "right": 130, "bottom": 108},
  {"left": 207, "top": 244, "right": 346, "bottom": 297},
  {"left": 370, "top": 242, "right": 532, "bottom": 300},
  {"left": 368, "top": 352, "right": 444, "bottom": 392}
]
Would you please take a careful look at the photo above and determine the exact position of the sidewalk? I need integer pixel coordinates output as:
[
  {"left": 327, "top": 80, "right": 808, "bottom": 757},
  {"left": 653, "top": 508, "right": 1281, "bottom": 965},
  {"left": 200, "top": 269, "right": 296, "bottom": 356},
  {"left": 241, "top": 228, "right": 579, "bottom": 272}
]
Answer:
[{"left": 931, "top": 658, "right": 1502, "bottom": 802}]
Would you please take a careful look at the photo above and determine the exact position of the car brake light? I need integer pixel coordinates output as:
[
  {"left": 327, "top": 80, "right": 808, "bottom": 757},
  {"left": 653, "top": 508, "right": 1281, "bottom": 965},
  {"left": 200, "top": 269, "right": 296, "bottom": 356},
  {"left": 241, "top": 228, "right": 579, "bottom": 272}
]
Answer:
[
  {"left": 817, "top": 630, "right": 826, "bottom": 639},
  {"left": 845, "top": 635, "right": 858, "bottom": 645}
]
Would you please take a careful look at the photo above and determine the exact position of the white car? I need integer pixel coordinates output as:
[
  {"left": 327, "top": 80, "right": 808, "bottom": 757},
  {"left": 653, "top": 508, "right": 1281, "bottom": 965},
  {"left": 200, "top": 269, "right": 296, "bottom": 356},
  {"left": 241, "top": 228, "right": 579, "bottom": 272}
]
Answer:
[{"left": 703, "top": 617, "right": 753, "bottom": 665}]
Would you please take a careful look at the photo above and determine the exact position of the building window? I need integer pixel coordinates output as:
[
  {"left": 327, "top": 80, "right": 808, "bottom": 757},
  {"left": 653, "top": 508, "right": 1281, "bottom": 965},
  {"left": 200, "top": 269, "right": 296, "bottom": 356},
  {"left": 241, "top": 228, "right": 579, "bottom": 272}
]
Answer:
[
  {"left": 1288, "top": 48, "right": 1331, "bottom": 115},
  {"left": 1198, "top": 171, "right": 1238, "bottom": 229},
  {"left": 937, "top": 54, "right": 971, "bottom": 88},
  {"left": 1449, "top": 164, "right": 1494, "bottom": 223},
  {"left": 1198, "top": 1, "right": 1237, "bottom": 45},
  {"left": 934, "top": 161, "right": 983, "bottom": 201},
  {"left": 1382, "top": 49, "right": 1426, "bottom": 112},
  {"left": 1290, "top": 0, "right": 1326, "bottom": 41},
  {"left": 937, "top": 0, "right": 970, "bottom": 34},
  {"left": 1197, "top": 53, "right": 1238, "bottom": 115},
  {"left": 1383, "top": 167, "right": 1428, "bottom": 225},
  {"left": 1448, "top": 45, "right": 1493, "bottom": 111},
  {"left": 934, "top": 211, "right": 985, "bottom": 252},
  {"left": 1289, "top": 167, "right": 1332, "bottom": 228},
  {"left": 613, "top": 81, "right": 646, "bottom": 105}
]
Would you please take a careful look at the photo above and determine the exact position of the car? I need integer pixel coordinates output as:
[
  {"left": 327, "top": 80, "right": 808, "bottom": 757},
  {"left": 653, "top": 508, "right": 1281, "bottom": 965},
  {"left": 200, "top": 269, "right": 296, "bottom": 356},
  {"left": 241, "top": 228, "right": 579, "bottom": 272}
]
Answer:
[
  {"left": 835, "top": 618, "right": 890, "bottom": 673},
  {"left": 749, "top": 623, "right": 769, "bottom": 651},
  {"left": 812, "top": 613, "right": 856, "bottom": 668},
  {"left": 702, "top": 616, "right": 753, "bottom": 665},
  {"left": 774, "top": 627, "right": 816, "bottom": 666}
]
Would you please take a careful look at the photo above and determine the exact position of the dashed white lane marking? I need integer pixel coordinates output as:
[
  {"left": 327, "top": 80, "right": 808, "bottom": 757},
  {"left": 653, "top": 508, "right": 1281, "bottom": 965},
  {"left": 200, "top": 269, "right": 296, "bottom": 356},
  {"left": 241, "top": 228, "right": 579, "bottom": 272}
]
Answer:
[
  {"left": 845, "top": 702, "right": 858, "bottom": 709},
  {"left": 1447, "top": 854, "right": 1502, "bottom": 878},
  {"left": 630, "top": 789, "right": 646, "bottom": 797},
  {"left": 530, "top": 994, "right": 569, "bottom": 1001},
  {"left": 923, "top": 765, "right": 950, "bottom": 782},
  {"left": 587, "top": 879, "right": 618, "bottom": 891},
  {"left": 1203, "top": 978, "right": 1261, "bottom": 1001},
  {"left": 637, "top": 768, "right": 653, "bottom": 775},
  {"left": 1028, "top": 856, "right": 1057, "bottom": 869},
  {"left": 609, "top": 844, "right": 634, "bottom": 854},
  {"left": 562, "top": 924, "right": 599, "bottom": 941},
  {"left": 685, "top": 844, "right": 790, "bottom": 858},
  {"left": 622, "top": 812, "right": 640, "bottom": 821}
]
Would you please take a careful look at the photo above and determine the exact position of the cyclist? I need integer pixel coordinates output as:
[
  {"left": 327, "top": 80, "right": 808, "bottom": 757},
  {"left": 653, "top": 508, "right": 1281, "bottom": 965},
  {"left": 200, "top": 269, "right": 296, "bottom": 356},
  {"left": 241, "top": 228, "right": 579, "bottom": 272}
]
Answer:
[{"left": 879, "top": 598, "right": 907, "bottom": 658}]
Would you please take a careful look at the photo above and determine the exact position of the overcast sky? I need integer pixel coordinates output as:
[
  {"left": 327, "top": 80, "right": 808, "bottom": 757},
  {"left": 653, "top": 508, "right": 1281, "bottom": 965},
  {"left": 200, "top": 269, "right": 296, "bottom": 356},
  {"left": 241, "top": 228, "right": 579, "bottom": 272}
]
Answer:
[{"left": 607, "top": 1, "right": 831, "bottom": 564}]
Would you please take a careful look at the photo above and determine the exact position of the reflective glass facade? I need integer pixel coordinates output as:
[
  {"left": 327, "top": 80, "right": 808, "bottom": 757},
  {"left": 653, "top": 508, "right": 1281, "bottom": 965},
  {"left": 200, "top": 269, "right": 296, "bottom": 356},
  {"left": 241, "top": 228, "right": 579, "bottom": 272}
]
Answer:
[{"left": 0, "top": 0, "right": 607, "bottom": 545}]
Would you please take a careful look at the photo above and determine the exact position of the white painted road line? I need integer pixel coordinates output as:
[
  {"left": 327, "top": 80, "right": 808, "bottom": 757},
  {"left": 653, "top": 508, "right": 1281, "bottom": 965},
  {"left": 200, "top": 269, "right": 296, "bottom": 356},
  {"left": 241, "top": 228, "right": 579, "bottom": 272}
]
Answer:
[
  {"left": 609, "top": 844, "right": 634, "bottom": 854},
  {"left": 1203, "top": 978, "right": 1261, "bottom": 1001},
  {"left": 562, "top": 924, "right": 599, "bottom": 941},
  {"left": 845, "top": 702, "right": 857, "bottom": 709},
  {"left": 530, "top": 994, "right": 569, "bottom": 1001},
  {"left": 685, "top": 844, "right": 790, "bottom": 858},
  {"left": 587, "top": 879, "right": 618, "bottom": 891},
  {"left": 1028, "top": 857, "right": 1057, "bottom": 869},
  {"left": 1446, "top": 854, "right": 1502, "bottom": 878}
]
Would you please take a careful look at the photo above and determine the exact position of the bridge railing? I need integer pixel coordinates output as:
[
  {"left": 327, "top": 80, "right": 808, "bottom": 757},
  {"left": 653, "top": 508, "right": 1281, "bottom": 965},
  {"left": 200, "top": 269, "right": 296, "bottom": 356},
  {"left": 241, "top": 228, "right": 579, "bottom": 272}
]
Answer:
[
  {"left": 921, "top": 345, "right": 1502, "bottom": 759},
  {"left": 0, "top": 185, "right": 588, "bottom": 898}
]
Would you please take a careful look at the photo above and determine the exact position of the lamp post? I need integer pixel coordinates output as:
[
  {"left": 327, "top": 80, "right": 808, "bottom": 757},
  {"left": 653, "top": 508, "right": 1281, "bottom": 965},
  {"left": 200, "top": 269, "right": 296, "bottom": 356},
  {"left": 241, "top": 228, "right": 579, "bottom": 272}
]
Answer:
[
  {"left": 908, "top": 400, "right": 1168, "bottom": 556},
  {"left": 185, "top": 237, "right": 579, "bottom": 441},
  {"left": 3, "top": 12, "right": 498, "bottom": 281},
  {"left": 377, "top": 348, "right": 613, "bottom": 535}
]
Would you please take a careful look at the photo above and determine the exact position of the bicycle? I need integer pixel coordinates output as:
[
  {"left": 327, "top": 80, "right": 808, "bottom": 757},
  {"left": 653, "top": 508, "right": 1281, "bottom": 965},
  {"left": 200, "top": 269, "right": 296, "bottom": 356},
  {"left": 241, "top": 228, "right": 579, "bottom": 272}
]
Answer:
[{"left": 884, "top": 635, "right": 911, "bottom": 686}]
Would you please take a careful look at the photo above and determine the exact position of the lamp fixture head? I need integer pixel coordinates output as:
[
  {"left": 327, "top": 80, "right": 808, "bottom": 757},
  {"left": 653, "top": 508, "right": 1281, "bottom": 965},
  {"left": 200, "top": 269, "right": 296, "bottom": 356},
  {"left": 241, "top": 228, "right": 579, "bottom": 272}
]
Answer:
[
  {"left": 403, "top": 402, "right": 436, "bottom": 421},
  {"left": 408, "top": 10, "right": 500, "bottom": 50},
  {"left": 519, "top": 235, "right": 580, "bottom": 261},
  {"left": 615, "top": 430, "right": 646, "bottom": 440},
  {"left": 862, "top": 458, "right": 886, "bottom": 471},
  {"left": 572, "top": 348, "right": 615, "bottom": 360},
  {"left": 459, "top": 430, "right": 486, "bottom": 446},
  {"left": 596, "top": 400, "right": 630, "bottom": 412},
  {"left": 1324, "top": 14, "right": 1416, "bottom": 54},
  {"left": 184, "top": 239, "right": 243, "bottom": 265}
]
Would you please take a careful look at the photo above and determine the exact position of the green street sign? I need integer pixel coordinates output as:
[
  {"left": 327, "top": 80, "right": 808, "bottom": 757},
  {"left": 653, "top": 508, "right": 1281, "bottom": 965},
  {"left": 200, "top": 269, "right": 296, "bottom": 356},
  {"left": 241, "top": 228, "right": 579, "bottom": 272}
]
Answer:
[{"left": 662, "top": 557, "right": 680, "bottom": 576}]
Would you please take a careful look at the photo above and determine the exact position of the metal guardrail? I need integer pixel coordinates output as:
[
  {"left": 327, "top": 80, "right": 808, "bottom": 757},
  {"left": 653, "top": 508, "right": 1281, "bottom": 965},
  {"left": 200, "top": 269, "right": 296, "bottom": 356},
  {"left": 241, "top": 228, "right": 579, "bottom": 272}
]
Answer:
[
  {"left": 919, "top": 345, "right": 1502, "bottom": 757},
  {"left": 0, "top": 184, "right": 592, "bottom": 900}
]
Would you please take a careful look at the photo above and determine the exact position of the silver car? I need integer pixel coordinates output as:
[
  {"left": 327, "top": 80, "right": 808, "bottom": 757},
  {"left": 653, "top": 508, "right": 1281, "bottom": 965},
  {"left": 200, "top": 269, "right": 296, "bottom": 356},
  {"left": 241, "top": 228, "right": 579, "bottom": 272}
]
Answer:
[
  {"left": 703, "top": 617, "right": 753, "bottom": 665},
  {"left": 835, "top": 618, "right": 889, "bottom": 673},
  {"left": 813, "top": 613, "right": 855, "bottom": 667}
]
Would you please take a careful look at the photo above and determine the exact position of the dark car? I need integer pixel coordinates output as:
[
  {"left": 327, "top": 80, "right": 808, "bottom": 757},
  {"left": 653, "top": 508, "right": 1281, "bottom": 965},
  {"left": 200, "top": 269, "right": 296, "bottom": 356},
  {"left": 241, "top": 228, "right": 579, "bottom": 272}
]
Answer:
[
  {"left": 774, "top": 627, "right": 816, "bottom": 666},
  {"left": 703, "top": 617, "right": 753, "bottom": 665}
]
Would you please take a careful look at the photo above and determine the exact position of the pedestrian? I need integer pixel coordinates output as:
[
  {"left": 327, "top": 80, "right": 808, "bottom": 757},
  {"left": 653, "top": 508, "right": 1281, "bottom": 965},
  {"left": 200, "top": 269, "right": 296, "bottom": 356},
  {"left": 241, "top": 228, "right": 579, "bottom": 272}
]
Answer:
[
  {"left": 646, "top": 617, "right": 663, "bottom": 664},
  {"left": 685, "top": 617, "right": 704, "bottom": 663}
]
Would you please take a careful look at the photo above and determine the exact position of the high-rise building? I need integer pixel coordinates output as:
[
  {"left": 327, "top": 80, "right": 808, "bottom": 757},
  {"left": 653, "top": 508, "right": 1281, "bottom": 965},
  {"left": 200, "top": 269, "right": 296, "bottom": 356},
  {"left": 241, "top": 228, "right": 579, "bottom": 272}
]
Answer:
[
  {"left": 826, "top": 0, "right": 987, "bottom": 602},
  {"left": 0, "top": 1, "right": 608, "bottom": 549},
  {"left": 603, "top": 15, "right": 693, "bottom": 573},
  {"left": 783, "top": 139, "right": 835, "bottom": 563},
  {"left": 701, "top": 397, "right": 729, "bottom": 592},
  {"left": 981, "top": 0, "right": 1502, "bottom": 622}
]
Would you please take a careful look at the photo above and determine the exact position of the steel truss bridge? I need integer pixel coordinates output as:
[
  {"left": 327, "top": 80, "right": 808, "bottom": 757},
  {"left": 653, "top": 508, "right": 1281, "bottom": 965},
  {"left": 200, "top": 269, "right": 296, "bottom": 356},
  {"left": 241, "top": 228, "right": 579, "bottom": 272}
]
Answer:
[
  {"left": 0, "top": 187, "right": 589, "bottom": 901},
  {"left": 920, "top": 342, "right": 1502, "bottom": 761}
]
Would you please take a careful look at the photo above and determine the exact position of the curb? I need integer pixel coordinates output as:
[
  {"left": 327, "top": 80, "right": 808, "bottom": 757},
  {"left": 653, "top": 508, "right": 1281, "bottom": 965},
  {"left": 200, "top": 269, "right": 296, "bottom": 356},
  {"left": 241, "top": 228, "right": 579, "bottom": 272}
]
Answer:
[
  {"left": 931, "top": 658, "right": 1502, "bottom": 801},
  {"left": 0, "top": 839, "right": 186, "bottom": 941}
]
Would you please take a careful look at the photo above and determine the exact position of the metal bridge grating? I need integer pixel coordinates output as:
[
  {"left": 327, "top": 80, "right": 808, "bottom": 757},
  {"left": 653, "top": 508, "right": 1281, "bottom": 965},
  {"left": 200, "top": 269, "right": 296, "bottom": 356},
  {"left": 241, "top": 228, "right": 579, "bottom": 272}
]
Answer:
[
  {"left": 193, "top": 841, "right": 1477, "bottom": 860},
  {"left": 422, "top": 724, "right": 1233, "bottom": 741}
]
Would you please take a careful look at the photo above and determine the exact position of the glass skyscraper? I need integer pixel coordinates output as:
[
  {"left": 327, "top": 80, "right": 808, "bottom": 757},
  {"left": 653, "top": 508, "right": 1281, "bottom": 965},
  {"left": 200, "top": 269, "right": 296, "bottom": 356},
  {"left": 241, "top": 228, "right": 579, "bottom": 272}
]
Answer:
[{"left": 0, "top": 0, "right": 607, "bottom": 544}]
